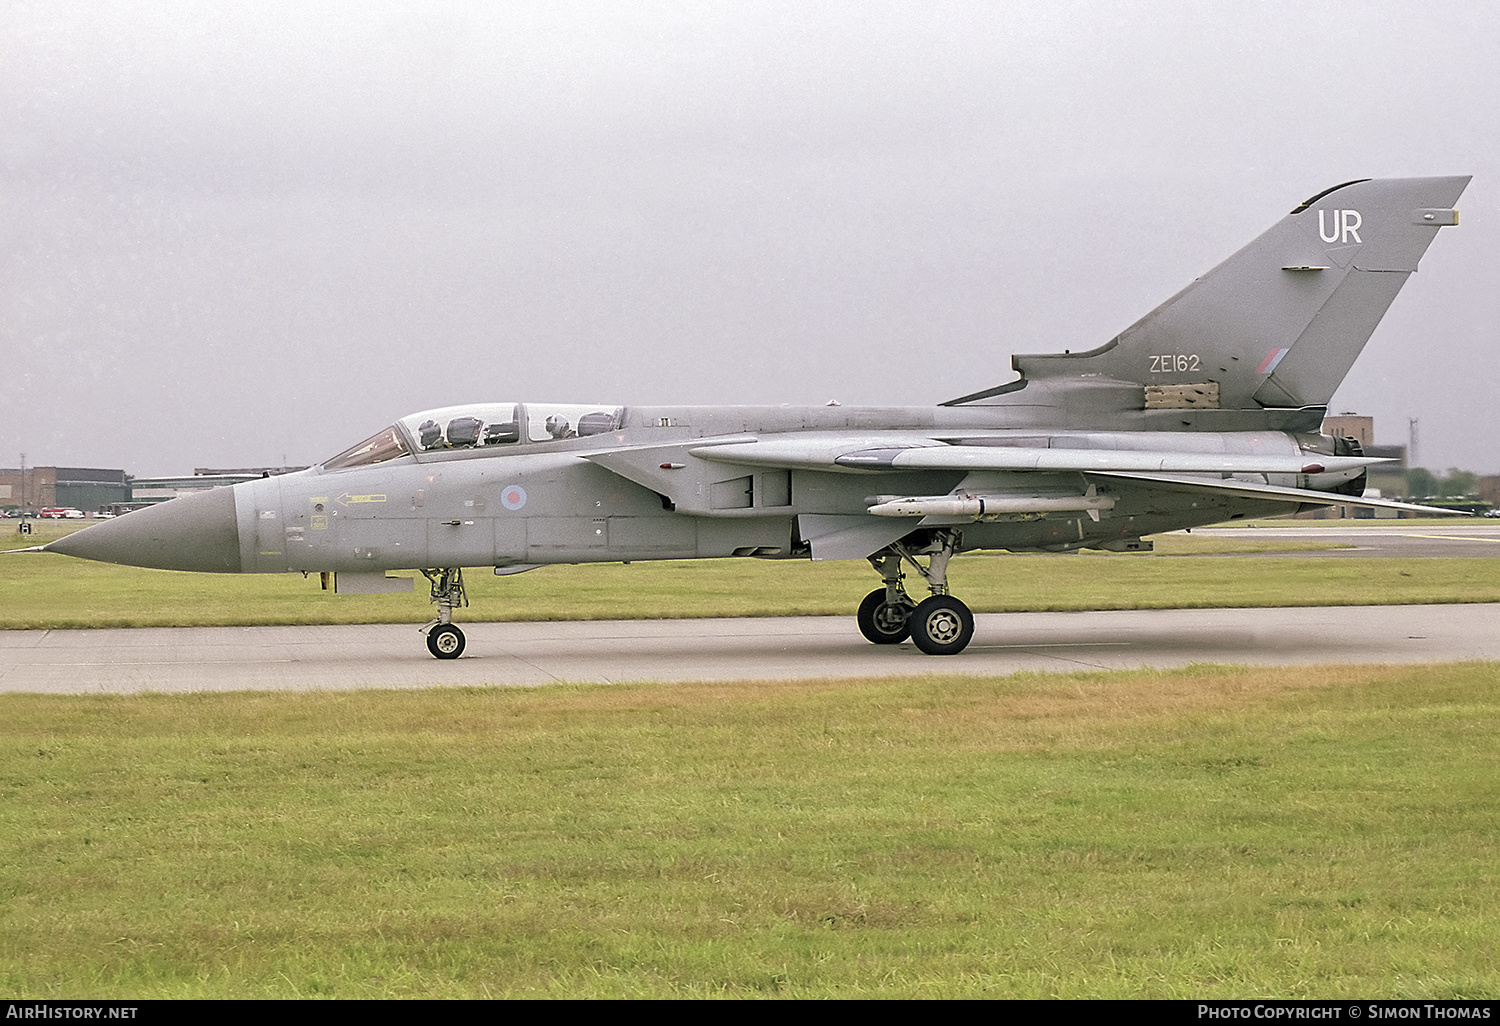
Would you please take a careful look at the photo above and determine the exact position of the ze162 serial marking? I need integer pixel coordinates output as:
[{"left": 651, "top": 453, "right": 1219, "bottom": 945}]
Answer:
[{"left": 1149, "top": 353, "right": 1201, "bottom": 373}]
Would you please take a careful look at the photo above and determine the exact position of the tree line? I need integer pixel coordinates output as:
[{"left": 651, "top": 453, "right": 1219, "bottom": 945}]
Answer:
[{"left": 1404, "top": 468, "right": 1479, "bottom": 500}]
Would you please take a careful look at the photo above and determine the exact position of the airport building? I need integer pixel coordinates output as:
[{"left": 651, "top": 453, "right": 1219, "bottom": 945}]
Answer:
[
  {"left": 0, "top": 467, "right": 130, "bottom": 513},
  {"left": 0, "top": 466, "right": 51, "bottom": 511},
  {"left": 2, "top": 466, "right": 305, "bottom": 514}
]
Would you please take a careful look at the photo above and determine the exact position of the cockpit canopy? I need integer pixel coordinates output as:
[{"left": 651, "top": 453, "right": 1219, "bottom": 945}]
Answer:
[{"left": 321, "top": 403, "right": 623, "bottom": 471}]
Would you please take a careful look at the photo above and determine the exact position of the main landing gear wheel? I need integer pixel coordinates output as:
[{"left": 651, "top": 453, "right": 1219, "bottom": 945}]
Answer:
[
  {"left": 426, "top": 623, "right": 466, "bottom": 659},
  {"left": 857, "top": 588, "right": 915, "bottom": 645},
  {"left": 908, "top": 595, "right": 974, "bottom": 656}
]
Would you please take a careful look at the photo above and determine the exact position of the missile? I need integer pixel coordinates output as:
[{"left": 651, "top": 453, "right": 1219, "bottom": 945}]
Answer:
[{"left": 867, "top": 489, "right": 1116, "bottom": 519}]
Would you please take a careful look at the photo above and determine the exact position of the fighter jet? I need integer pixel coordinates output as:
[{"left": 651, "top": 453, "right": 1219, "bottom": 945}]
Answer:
[{"left": 38, "top": 177, "right": 1470, "bottom": 658}]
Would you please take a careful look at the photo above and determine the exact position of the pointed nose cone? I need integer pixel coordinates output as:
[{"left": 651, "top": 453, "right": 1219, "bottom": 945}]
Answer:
[{"left": 47, "top": 486, "right": 243, "bottom": 572}]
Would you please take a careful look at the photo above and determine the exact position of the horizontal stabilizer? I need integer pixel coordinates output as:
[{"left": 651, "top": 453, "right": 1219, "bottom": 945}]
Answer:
[{"left": 1088, "top": 471, "right": 1471, "bottom": 516}]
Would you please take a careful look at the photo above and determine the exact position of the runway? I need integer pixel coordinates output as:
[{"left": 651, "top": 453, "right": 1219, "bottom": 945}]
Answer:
[
  {"left": 2, "top": 604, "right": 1498, "bottom": 694},
  {"left": 1189, "top": 521, "right": 1500, "bottom": 558}
]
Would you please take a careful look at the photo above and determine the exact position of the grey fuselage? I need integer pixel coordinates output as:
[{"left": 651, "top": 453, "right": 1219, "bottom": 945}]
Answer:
[{"left": 225, "top": 402, "right": 1323, "bottom": 576}]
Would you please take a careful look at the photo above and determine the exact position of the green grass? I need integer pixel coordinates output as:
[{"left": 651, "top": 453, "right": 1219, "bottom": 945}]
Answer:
[{"left": 2, "top": 663, "right": 1497, "bottom": 997}]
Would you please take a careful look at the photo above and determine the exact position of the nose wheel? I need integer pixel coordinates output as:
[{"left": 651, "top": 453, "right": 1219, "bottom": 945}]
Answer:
[{"left": 426, "top": 623, "right": 466, "bottom": 659}]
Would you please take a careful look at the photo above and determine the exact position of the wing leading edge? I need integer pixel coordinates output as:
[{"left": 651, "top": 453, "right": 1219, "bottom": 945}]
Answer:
[
  {"left": 690, "top": 438, "right": 1382, "bottom": 476},
  {"left": 1084, "top": 471, "right": 1468, "bottom": 518}
]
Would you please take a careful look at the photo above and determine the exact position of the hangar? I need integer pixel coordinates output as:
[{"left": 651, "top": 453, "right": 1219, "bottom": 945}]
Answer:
[
  {"left": 2, "top": 466, "right": 303, "bottom": 515},
  {"left": 0, "top": 467, "right": 129, "bottom": 513}
]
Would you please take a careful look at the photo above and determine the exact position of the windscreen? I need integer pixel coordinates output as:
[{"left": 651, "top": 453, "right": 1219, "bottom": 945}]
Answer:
[{"left": 322, "top": 425, "right": 410, "bottom": 471}]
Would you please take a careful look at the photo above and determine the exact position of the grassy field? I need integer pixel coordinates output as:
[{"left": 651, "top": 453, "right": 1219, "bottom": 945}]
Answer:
[
  {"left": 4, "top": 520, "right": 1499, "bottom": 629},
  {"left": 2, "top": 662, "right": 1496, "bottom": 998}
]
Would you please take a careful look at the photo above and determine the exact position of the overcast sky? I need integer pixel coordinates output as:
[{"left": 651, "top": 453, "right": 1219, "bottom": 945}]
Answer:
[{"left": 3, "top": 0, "right": 1496, "bottom": 475}]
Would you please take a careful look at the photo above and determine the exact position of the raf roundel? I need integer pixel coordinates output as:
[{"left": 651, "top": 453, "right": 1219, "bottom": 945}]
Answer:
[{"left": 500, "top": 484, "right": 527, "bottom": 511}]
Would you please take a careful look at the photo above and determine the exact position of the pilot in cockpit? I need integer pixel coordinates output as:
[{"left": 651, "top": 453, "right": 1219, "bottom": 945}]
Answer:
[{"left": 417, "top": 419, "right": 444, "bottom": 450}]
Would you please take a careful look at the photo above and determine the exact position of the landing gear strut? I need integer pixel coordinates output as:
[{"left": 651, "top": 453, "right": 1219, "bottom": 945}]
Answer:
[
  {"left": 862, "top": 530, "right": 975, "bottom": 655},
  {"left": 421, "top": 567, "right": 467, "bottom": 659}
]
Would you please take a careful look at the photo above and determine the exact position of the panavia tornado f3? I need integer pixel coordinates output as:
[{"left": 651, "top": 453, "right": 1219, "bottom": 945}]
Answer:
[{"left": 39, "top": 177, "right": 1471, "bottom": 657}]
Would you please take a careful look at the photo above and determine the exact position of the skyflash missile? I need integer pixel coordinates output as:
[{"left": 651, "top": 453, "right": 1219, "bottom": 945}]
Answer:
[{"left": 867, "top": 491, "right": 1117, "bottom": 519}]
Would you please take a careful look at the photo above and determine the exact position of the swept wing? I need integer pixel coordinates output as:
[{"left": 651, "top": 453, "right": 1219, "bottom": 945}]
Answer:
[{"left": 689, "top": 437, "right": 1380, "bottom": 476}]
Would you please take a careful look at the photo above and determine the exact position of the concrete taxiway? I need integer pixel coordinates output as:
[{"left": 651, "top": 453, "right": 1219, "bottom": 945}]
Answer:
[
  {"left": 2, "top": 604, "right": 1497, "bottom": 694},
  {"left": 1188, "top": 521, "right": 1500, "bottom": 558}
]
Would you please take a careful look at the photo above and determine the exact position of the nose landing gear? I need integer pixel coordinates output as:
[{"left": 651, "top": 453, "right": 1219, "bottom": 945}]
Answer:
[
  {"left": 421, "top": 567, "right": 467, "bottom": 659},
  {"left": 861, "top": 530, "right": 975, "bottom": 655}
]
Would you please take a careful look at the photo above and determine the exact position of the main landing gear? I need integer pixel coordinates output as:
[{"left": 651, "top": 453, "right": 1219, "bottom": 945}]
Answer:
[
  {"left": 860, "top": 530, "right": 975, "bottom": 656},
  {"left": 858, "top": 553, "right": 917, "bottom": 645},
  {"left": 422, "top": 567, "right": 467, "bottom": 659}
]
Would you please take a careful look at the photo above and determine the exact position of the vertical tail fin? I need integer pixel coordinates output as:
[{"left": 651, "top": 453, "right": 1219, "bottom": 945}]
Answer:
[{"left": 949, "top": 177, "right": 1469, "bottom": 411}]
